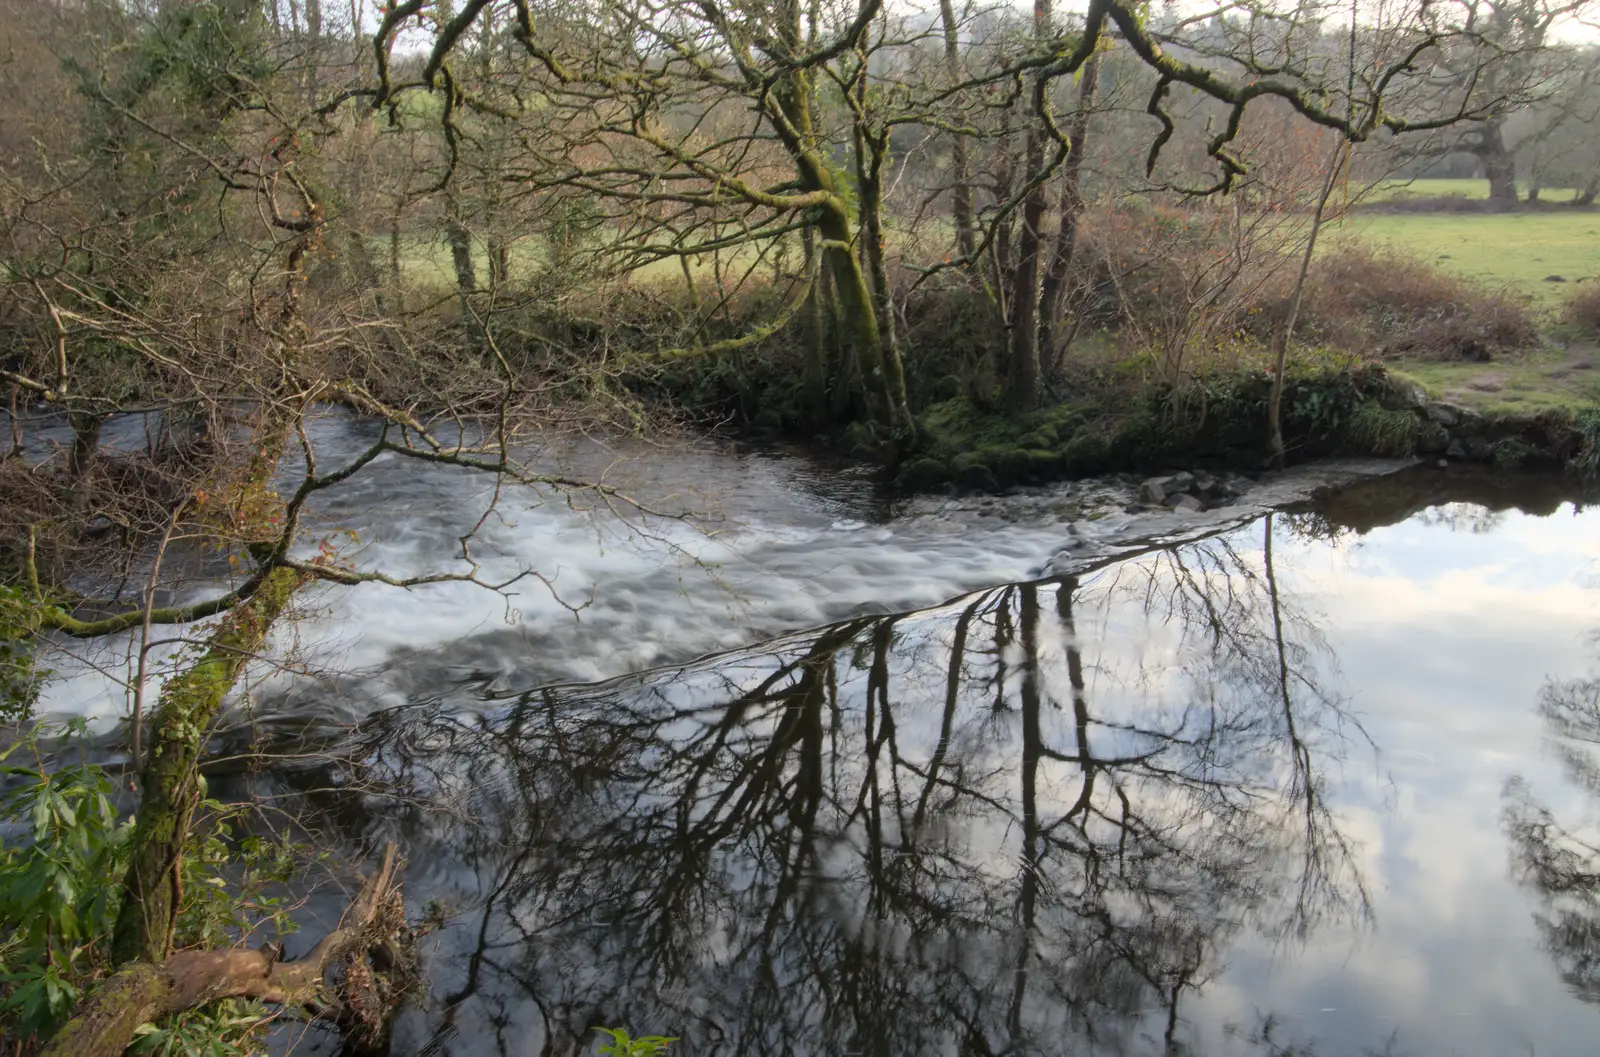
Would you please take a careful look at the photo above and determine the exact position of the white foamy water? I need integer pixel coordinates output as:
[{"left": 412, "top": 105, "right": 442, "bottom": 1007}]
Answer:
[{"left": 31, "top": 409, "right": 1401, "bottom": 728}]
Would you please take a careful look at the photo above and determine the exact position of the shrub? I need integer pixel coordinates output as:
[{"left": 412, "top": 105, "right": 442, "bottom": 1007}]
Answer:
[
  {"left": 1293, "top": 246, "right": 1537, "bottom": 361},
  {"left": 1562, "top": 281, "right": 1600, "bottom": 337},
  {"left": 1343, "top": 400, "right": 1420, "bottom": 457},
  {"left": 1575, "top": 406, "right": 1600, "bottom": 478},
  {"left": 1078, "top": 202, "right": 1295, "bottom": 385},
  {"left": 0, "top": 722, "right": 306, "bottom": 1053}
]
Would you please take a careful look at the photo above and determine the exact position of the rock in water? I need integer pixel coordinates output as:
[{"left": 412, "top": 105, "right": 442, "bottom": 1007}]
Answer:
[{"left": 1140, "top": 476, "right": 1173, "bottom": 504}]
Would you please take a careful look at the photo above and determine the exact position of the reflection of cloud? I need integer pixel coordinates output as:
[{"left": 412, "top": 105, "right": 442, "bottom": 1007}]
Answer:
[{"left": 1197, "top": 504, "right": 1600, "bottom": 1057}]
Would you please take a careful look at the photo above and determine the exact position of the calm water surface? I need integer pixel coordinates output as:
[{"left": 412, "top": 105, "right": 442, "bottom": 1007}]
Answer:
[{"left": 245, "top": 468, "right": 1600, "bottom": 1057}]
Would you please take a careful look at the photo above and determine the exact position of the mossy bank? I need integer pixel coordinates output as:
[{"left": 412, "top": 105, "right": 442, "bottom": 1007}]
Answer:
[
  {"left": 639, "top": 351, "right": 1600, "bottom": 493},
  {"left": 889, "top": 365, "right": 1600, "bottom": 493}
]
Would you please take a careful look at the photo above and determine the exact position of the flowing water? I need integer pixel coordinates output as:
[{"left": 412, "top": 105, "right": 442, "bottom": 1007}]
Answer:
[{"left": 32, "top": 416, "right": 1600, "bottom": 1056}]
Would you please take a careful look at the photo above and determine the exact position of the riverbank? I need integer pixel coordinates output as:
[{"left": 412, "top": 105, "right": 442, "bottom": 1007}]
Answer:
[
  {"left": 899, "top": 363, "right": 1598, "bottom": 493},
  {"left": 653, "top": 350, "right": 1600, "bottom": 496}
]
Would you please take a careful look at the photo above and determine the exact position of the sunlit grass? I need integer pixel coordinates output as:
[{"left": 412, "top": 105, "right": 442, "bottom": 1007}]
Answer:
[
  {"left": 1335, "top": 211, "right": 1600, "bottom": 307},
  {"left": 1392, "top": 350, "right": 1600, "bottom": 417}
]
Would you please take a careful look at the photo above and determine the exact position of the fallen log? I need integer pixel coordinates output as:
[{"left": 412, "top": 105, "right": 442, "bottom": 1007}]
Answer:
[{"left": 44, "top": 843, "right": 410, "bottom": 1057}]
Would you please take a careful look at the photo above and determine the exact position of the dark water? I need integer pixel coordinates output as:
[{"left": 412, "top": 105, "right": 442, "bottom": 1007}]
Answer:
[{"left": 244, "top": 468, "right": 1600, "bottom": 1057}]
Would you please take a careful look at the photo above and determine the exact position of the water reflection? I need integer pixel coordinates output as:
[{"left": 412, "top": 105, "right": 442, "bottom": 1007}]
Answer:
[
  {"left": 1504, "top": 631, "right": 1600, "bottom": 1006},
  {"left": 267, "top": 515, "right": 1373, "bottom": 1057}
]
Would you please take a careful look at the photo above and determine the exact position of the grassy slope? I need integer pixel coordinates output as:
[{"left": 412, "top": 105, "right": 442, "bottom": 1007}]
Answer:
[
  {"left": 1392, "top": 349, "right": 1600, "bottom": 418},
  {"left": 1336, "top": 182, "right": 1600, "bottom": 416}
]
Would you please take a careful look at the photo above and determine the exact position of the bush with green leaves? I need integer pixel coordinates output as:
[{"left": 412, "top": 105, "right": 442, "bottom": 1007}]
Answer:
[
  {"left": 0, "top": 586, "right": 46, "bottom": 723},
  {"left": 0, "top": 722, "right": 306, "bottom": 1054},
  {"left": 0, "top": 728, "right": 124, "bottom": 1040}
]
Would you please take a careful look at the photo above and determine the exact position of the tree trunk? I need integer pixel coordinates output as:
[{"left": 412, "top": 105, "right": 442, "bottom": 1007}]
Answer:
[
  {"left": 822, "top": 232, "right": 896, "bottom": 427},
  {"left": 1003, "top": 0, "right": 1053, "bottom": 415},
  {"left": 936, "top": 0, "right": 975, "bottom": 262},
  {"left": 1481, "top": 125, "right": 1518, "bottom": 209},
  {"left": 1037, "top": 48, "right": 1101, "bottom": 374},
  {"left": 854, "top": 116, "right": 914, "bottom": 440},
  {"left": 444, "top": 217, "right": 476, "bottom": 295},
  {"left": 388, "top": 212, "right": 405, "bottom": 311},
  {"left": 111, "top": 565, "right": 309, "bottom": 967},
  {"left": 1576, "top": 175, "right": 1598, "bottom": 207},
  {"left": 66, "top": 410, "right": 102, "bottom": 509},
  {"left": 764, "top": 13, "right": 911, "bottom": 436},
  {"left": 801, "top": 228, "right": 831, "bottom": 426},
  {"left": 1267, "top": 141, "right": 1346, "bottom": 468},
  {"left": 487, "top": 236, "right": 510, "bottom": 287}
]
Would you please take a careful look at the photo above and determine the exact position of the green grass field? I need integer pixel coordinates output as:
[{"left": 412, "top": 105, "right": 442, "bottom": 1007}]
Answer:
[
  {"left": 1368, "top": 177, "right": 1584, "bottom": 202},
  {"left": 1339, "top": 210, "right": 1600, "bottom": 307},
  {"left": 1343, "top": 182, "right": 1600, "bottom": 413}
]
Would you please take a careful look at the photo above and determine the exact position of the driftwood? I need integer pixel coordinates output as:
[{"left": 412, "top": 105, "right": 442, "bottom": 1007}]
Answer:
[{"left": 44, "top": 843, "right": 410, "bottom": 1057}]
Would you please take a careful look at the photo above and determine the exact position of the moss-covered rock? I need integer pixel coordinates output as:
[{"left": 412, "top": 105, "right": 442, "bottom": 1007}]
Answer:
[
  {"left": 1015, "top": 430, "right": 1055, "bottom": 450},
  {"left": 1061, "top": 432, "right": 1112, "bottom": 476},
  {"left": 952, "top": 453, "right": 999, "bottom": 491},
  {"left": 898, "top": 456, "right": 951, "bottom": 490}
]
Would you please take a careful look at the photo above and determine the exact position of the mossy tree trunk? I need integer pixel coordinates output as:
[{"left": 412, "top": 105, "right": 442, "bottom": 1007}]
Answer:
[
  {"left": 1038, "top": 49, "right": 1101, "bottom": 374},
  {"left": 52, "top": 845, "right": 405, "bottom": 1057},
  {"left": 936, "top": 0, "right": 975, "bottom": 262},
  {"left": 445, "top": 216, "right": 476, "bottom": 296},
  {"left": 1479, "top": 122, "right": 1518, "bottom": 210},
  {"left": 1003, "top": 0, "right": 1054, "bottom": 415},
  {"left": 765, "top": 5, "right": 912, "bottom": 438},
  {"left": 801, "top": 227, "right": 832, "bottom": 426},
  {"left": 66, "top": 410, "right": 103, "bottom": 511},
  {"left": 852, "top": 90, "right": 914, "bottom": 440},
  {"left": 110, "top": 564, "right": 308, "bottom": 967}
]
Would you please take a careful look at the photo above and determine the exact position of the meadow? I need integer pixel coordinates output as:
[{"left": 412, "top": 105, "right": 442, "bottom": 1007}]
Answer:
[
  {"left": 1368, "top": 177, "right": 1585, "bottom": 202},
  {"left": 1342, "top": 209, "right": 1600, "bottom": 307},
  {"left": 1347, "top": 181, "right": 1600, "bottom": 414}
]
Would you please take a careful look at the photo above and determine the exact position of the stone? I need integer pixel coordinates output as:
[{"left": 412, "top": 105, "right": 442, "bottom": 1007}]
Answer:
[
  {"left": 1545, "top": 274, "right": 1568, "bottom": 283},
  {"left": 1446, "top": 439, "right": 1467, "bottom": 459},
  {"left": 1140, "top": 476, "right": 1174, "bottom": 504},
  {"left": 898, "top": 457, "right": 949, "bottom": 490},
  {"left": 1171, "top": 494, "right": 1205, "bottom": 513},
  {"left": 1417, "top": 422, "right": 1451, "bottom": 453},
  {"left": 1437, "top": 458, "right": 1449, "bottom": 468},
  {"left": 1426, "top": 403, "right": 1460, "bottom": 427},
  {"left": 1396, "top": 381, "right": 1429, "bottom": 409},
  {"left": 1169, "top": 471, "right": 1196, "bottom": 493},
  {"left": 954, "top": 454, "right": 998, "bottom": 492}
]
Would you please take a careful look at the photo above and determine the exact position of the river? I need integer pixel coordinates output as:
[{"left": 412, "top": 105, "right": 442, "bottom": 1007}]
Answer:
[{"left": 31, "top": 416, "right": 1600, "bottom": 1056}]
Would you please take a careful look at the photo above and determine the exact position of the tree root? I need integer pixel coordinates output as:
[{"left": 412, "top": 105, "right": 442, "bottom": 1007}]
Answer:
[{"left": 44, "top": 843, "right": 412, "bottom": 1057}]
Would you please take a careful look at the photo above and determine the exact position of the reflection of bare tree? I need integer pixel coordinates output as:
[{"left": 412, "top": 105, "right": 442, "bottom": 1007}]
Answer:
[
  {"left": 1504, "top": 642, "right": 1600, "bottom": 1002},
  {"left": 266, "top": 524, "right": 1368, "bottom": 1057}
]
